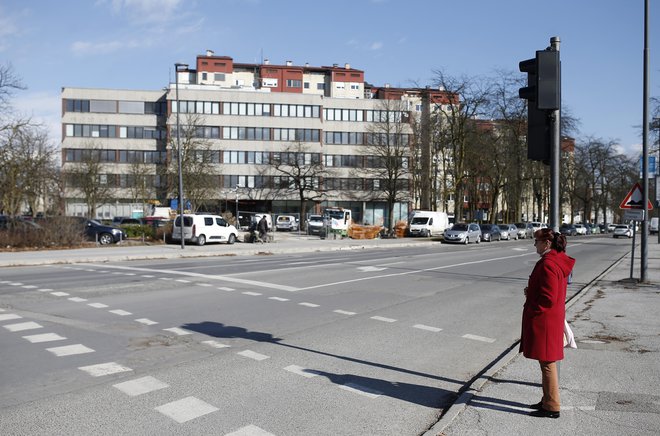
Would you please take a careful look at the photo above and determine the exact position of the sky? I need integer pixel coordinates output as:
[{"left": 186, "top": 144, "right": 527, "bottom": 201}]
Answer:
[{"left": 1, "top": 0, "right": 658, "bottom": 157}]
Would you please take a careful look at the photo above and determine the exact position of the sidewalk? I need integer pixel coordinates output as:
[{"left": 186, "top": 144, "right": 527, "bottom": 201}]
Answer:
[
  {"left": 0, "top": 233, "right": 432, "bottom": 267},
  {"left": 429, "top": 242, "right": 660, "bottom": 436}
]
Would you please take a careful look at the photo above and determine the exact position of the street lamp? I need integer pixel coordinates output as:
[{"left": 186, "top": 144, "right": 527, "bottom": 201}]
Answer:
[
  {"left": 234, "top": 184, "right": 242, "bottom": 227},
  {"left": 175, "top": 62, "right": 188, "bottom": 249}
]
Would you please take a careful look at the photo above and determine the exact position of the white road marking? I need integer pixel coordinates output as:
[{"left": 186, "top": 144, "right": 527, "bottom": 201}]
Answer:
[
  {"left": 269, "top": 297, "right": 289, "bottom": 302},
  {"left": 9, "top": 282, "right": 23, "bottom": 286},
  {"left": 218, "top": 287, "right": 235, "bottom": 291},
  {"left": 22, "top": 333, "right": 67, "bottom": 343},
  {"left": 78, "top": 362, "right": 132, "bottom": 377},
  {"left": 0, "top": 314, "right": 22, "bottom": 322},
  {"left": 78, "top": 263, "right": 300, "bottom": 292},
  {"left": 163, "top": 327, "right": 192, "bottom": 336},
  {"left": 463, "top": 334, "right": 496, "bottom": 343},
  {"left": 197, "top": 283, "right": 212, "bottom": 287},
  {"left": 580, "top": 339, "right": 606, "bottom": 344},
  {"left": 202, "top": 340, "right": 230, "bottom": 348},
  {"left": 225, "top": 424, "right": 275, "bottom": 436},
  {"left": 68, "top": 297, "right": 88, "bottom": 303},
  {"left": 371, "top": 316, "right": 397, "bottom": 323},
  {"left": 284, "top": 365, "right": 320, "bottom": 378},
  {"left": 21, "top": 285, "right": 37, "bottom": 289},
  {"left": 38, "top": 289, "right": 53, "bottom": 292},
  {"left": 334, "top": 310, "right": 357, "bottom": 315},
  {"left": 299, "top": 302, "right": 319, "bottom": 308},
  {"left": 237, "top": 350, "right": 269, "bottom": 361},
  {"left": 88, "top": 303, "right": 109, "bottom": 308},
  {"left": 46, "top": 344, "right": 95, "bottom": 357},
  {"left": 4, "top": 321, "right": 42, "bottom": 332},
  {"left": 135, "top": 318, "right": 158, "bottom": 325},
  {"left": 357, "top": 266, "right": 387, "bottom": 272},
  {"left": 51, "top": 292, "right": 70, "bottom": 297},
  {"left": 339, "top": 382, "right": 382, "bottom": 398},
  {"left": 113, "top": 376, "right": 169, "bottom": 396},
  {"left": 155, "top": 396, "right": 219, "bottom": 423},
  {"left": 299, "top": 252, "right": 535, "bottom": 290},
  {"left": 141, "top": 275, "right": 155, "bottom": 278},
  {"left": 109, "top": 309, "right": 132, "bottom": 316},
  {"left": 159, "top": 277, "right": 173, "bottom": 281},
  {"left": 242, "top": 291, "right": 262, "bottom": 296},
  {"left": 175, "top": 279, "right": 191, "bottom": 283},
  {"left": 413, "top": 324, "right": 443, "bottom": 332}
]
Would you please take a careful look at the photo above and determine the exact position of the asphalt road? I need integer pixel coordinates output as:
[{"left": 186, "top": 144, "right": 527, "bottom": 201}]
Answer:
[{"left": 0, "top": 235, "right": 630, "bottom": 435}]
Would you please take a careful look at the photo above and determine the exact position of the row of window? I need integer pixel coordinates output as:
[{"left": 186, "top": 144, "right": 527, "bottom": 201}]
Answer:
[
  {"left": 63, "top": 148, "right": 402, "bottom": 169},
  {"left": 65, "top": 99, "right": 166, "bottom": 115},
  {"left": 66, "top": 171, "right": 405, "bottom": 193},
  {"left": 64, "top": 99, "right": 410, "bottom": 124},
  {"left": 324, "top": 131, "right": 411, "bottom": 146},
  {"left": 65, "top": 124, "right": 167, "bottom": 140},
  {"left": 64, "top": 149, "right": 167, "bottom": 164}
]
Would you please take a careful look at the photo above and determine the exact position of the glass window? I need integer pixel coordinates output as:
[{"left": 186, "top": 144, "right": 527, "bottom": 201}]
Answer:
[
  {"left": 118, "top": 101, "right": 145, "bottom": 114},
  {"left": 89, "top": 100, "right": 117, "bottom": 113}
]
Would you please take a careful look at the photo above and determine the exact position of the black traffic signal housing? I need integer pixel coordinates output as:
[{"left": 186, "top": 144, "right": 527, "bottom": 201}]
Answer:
[{"left": 519, "top": 49, "right": 560, "bottom": 164}]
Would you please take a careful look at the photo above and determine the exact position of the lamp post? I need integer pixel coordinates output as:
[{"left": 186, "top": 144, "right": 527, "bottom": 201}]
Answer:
[
  {"left": 175, "top": 62, "right": 188, "bottom": 249},
  {"left": 234, "top": 184, "right": 241, "bottom": 227}
]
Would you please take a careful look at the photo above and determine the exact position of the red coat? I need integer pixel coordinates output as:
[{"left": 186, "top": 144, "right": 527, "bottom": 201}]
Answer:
[{"left": 520, "top": 250, "right": 575, "bottom": 362}]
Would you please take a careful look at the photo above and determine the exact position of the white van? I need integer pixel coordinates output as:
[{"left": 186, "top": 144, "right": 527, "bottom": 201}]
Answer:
[
  {"left": 407, "top": 211, "right": 449, "bottom": 237},
  {"left": 172, "top": 214, "right": 238, "bottom": 246},
  {"left": 650, "top": 217, "right": 659, "bottom": 235}
]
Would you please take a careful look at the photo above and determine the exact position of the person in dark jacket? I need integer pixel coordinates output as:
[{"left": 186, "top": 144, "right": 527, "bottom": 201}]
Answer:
[
  {"left": 521, "top": 228, "right": 575, "bottom": 418},
  {"left": 257, "top": 215, "right": 268, "bottom": 242}
]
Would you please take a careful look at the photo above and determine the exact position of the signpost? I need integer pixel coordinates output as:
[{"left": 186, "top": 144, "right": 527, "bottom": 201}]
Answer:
[{"left": 620, "top": 183, "right": 653, "bottom": 280}]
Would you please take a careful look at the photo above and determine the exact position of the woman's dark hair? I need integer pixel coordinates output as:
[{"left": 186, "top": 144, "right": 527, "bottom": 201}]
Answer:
[{"left": 534, "top": 228, "right": 567, "bottom": 252}]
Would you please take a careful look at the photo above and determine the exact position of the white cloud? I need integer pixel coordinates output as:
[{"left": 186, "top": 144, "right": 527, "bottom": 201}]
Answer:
[
  {"left": 0, "top": 5, "right": 22, "bottom": 52},
  {"left": 370, "top": 41, "right": 383, "bottom": 50},
  {"left": 109, "top": 0, "right": 184, "bottom": 24},
  {"left": 13, "top": 91, "right": 62, "bottom": 146},
  {"left": 71, "top": 39, "right": 143, "bottom": 56}
]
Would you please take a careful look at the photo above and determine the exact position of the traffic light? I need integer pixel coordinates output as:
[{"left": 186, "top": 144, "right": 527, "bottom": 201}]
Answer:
[{"left": 519, "top": 49, "right": 560, "bottom": 164}]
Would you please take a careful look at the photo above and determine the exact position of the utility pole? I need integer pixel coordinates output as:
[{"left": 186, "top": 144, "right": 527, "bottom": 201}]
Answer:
[{"left": 641, "top": 0, "right": 650, "bottom": 282}]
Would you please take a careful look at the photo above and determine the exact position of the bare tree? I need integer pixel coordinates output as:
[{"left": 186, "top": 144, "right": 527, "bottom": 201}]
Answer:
[
  {"left": 362, "top": 99, "right": 412, "bottom": 235},
  {"left": 432, "top": 70, "right": 492, "bottom": 221},
  {"left": 126, "top": 157, "right": 156, "bottom": 216},
  {"left": 269, "top": 141, "right": 328, "bottom": 223},
  {"left": 63, "top": 143, "right": 115, "bottom": 218},
  {"left": 167, "top": 113, "right": 220, "bottom": 212},
  {"left": 0, "top": 63, "right": 26, "bottom": 114},
  {"left": 0, "top": 120, "right": 58, "bottom": 216}
]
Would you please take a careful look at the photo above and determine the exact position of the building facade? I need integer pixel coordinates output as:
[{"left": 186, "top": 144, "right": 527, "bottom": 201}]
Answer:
[{"left": 61, "top": 51, "right": 456, "bottom": 227}]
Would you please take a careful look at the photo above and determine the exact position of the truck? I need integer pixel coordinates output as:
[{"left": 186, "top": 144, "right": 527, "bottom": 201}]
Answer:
[
  {"left": 323, "top": 207, "right": 352, "bottom": 238},
  {"left": 407, "top": 210, "right": 449, "bottom": 237}
]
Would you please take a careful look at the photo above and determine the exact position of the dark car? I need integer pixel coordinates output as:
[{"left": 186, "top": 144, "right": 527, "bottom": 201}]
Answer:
[
  {"left": 480, "top": 224, "right": 502, "bottom": 242},
  {"left": 84, "top": 218, "right": 127, "bottom": 244},
  {"left": 559, "top": 223, "right": 577, "bottom": 236}
]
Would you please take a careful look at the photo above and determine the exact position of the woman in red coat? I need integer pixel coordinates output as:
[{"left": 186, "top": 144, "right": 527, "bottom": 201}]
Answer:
[{"left": 521, "top": 228, "right": 575, "bottom": 418}]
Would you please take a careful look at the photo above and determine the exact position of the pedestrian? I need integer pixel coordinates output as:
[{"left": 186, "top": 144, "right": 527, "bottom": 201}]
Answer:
[
  {"left": 521, "top": 228, "right": 575, "bottom": 419},
  {"left": 257, "top": 215, "right": 269, "bottom": 242}
]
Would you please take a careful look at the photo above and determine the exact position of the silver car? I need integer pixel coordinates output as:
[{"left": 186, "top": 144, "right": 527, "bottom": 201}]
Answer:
[
  {"left": 443, "top": 223, "right": 481, "bottom": 244},
  {"left": 612, "top": 224, "right": 632, "bottom": 238},
  {"left": 501, "top": 224, "right": 519, "bottom": 240}
]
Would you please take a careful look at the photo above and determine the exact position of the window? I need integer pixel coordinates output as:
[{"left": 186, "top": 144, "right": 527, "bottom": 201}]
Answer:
[
  {"left": 304, "top": 82, "right": 310, "bottom": 89},
  {"left": 286, "top": 79, "right": 302, "bottom": 88},
  {"left": 89, "top": 100, "right": 117, "bottom": 113},
  {"left": 317, "top": 83, "right": 325, "bottom": 90}
]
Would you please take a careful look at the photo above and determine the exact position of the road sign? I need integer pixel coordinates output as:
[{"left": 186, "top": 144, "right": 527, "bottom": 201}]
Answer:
[
  {"left": 624, "top": 209, "right": 644, "bottom": 221},
  {"left": 619, "top": 182, "right": 654, "bottom": 210}
]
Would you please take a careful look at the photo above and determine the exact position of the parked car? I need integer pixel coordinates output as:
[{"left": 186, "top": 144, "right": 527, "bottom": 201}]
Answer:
[
  {"left": 306, "top": 214, "right": 324, "bottom": 235},
  {"left": 172, "top": 214, "right": 238, "bottom": 246},
  {"left": 275, "top": 215, "right": 299, "bottom": 231},
  {"left": 650, "top": 217, "right": 659, "bottom": 235},
  {"left": 83, "top": 218, "right": 126, "bottom": 245},
  {"left": 613, "top": 224, "right": 633, "bottom": 238},
  {"left": 607, "top": 224, "right": 617, "bottom": 233},
  {"left": 0, "top": 215, "right": 43, "bottom": 230},
  {"left": 500, "top": 224, "right": 519, "bottom": 240},
  {"left": 529, "top": 221, "right": 544, "bottom": 233},
  {"left": 574, "top": 223, "right": 588, "bottom": 235},
  {"left": 559, "top": 223, "right": 577, "bottom": 236},
  {"left": 113, "top": 217, "right": 143, "bottom": 225},
  {"left": 514, "top": 222, "right": 533, "bottom": 239},
  {"left": 480, "top": 224, "right": 502, "bottom": 242},
  {"left": 443, "top": 223, "right": 481, "bottom": 244}
]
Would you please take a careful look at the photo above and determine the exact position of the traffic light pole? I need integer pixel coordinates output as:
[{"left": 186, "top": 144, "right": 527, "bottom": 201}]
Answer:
[{"left": 549, "top": 37, "right": 561, "bottom": 232}]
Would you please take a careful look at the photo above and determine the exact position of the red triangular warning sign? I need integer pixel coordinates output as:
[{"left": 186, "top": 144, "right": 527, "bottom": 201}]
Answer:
[{"left": 619, "top": 182, "right": 654, "bottom": 209}]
